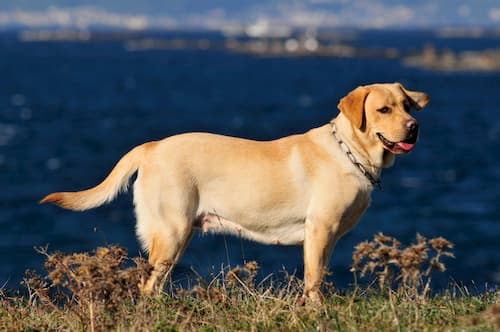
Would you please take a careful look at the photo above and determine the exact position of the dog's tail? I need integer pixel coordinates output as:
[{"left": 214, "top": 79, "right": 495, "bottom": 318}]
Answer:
[{"left": 40, "top": 142, "right": 152, "bottom": 211}]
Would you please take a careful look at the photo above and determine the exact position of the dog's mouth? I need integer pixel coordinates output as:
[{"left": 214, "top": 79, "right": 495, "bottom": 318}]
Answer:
[{"left": 377, "top": 132, "right": 417, "bottom": 154}]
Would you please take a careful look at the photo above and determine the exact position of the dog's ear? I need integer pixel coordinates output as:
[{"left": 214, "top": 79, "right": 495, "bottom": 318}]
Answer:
[
  {"left": 398, "top": 84, "right": 430, "bottom": 110},
  {"left": 337, "top": 86, "right": 370, "bottom": 129}
]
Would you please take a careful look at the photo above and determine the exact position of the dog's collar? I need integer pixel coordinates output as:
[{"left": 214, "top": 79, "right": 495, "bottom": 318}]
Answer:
[{"left": 330, "top": 121, "right": 382, "bottom": 190}]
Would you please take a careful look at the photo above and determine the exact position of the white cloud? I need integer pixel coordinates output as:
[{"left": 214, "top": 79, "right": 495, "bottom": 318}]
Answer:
[
  {"left": 489, "top": 8, "right": 500, "bottom": 21},
  {"left": 273, "top": 1, "right": 415, "bottom": 28},
  {"left": 0, "top": 6, "right": 153, "bottom": 30},
  {"left": 0, "top": 1, "right": 491, "bottom": 31}
]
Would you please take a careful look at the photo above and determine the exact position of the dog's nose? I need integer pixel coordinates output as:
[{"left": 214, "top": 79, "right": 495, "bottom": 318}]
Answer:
[{"left": 406, "top": 119, "right": 418, "bottom": 131}]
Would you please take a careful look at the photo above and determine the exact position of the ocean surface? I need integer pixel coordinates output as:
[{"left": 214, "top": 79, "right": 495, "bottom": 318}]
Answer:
[{"left": 0, "top": 30, "right": 499, "bottom": 291}]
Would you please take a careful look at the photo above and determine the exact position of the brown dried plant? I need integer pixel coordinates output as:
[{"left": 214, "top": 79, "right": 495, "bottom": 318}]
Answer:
[
  {"left": 23, "top": 245, "right": 152, "bottom": 331},
  {"left": 226, "top": 261, "right": 259, "bottom": 290},
  {"left": 191, "top": 261, "right": 261, "bottom": 307},
  {"left": 351, "top": 233, "right": 454, "bottom": 300},
  {"left": 481, "top": 303, "right": 500, "bottom": 329}
]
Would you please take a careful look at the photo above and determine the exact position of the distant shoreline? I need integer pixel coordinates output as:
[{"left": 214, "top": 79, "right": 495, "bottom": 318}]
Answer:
[{"left": 7, "top": 28, "right": 500, "bottom": 72}]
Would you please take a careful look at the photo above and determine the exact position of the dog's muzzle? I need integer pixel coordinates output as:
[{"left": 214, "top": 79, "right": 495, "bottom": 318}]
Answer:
[{"left": 377, "top": 122, "right": 419, "bottom": 154}]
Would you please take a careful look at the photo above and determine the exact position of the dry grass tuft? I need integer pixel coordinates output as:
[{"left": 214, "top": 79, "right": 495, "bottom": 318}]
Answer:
[
  {"left": 481, "top": 303, "right": 500, "bottom": 329},
  {"left": 226, "top": 261, "right": 259, "bottom": 290},
  {"left": 23, "top": 245, "right": 152, "bottom": 331},
  {"left": 351, "top": 232, "right": 454, "bottom": 300},
  {"left": 0, "top": 234, "right": 497, "bottom": 331}
]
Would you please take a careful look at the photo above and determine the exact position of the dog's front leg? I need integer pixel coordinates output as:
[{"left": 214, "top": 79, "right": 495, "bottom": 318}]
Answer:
[{"left": 303, "top": 218, "right": 336, "bottom": 303}]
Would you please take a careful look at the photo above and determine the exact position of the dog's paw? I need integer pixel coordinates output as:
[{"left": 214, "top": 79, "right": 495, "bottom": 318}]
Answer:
[{"left": 297, "top": 290, "right": 325, "bottom": 307}]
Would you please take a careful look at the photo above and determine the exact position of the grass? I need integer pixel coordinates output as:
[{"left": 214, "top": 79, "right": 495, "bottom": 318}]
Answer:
[{"left": 1, "top": 234, "right": 498, "bottom": 331}]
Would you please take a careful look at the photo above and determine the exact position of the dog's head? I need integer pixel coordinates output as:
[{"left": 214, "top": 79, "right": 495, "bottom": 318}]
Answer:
[{"left": 338, "top": 82, "right": 429, "bottom": 155}]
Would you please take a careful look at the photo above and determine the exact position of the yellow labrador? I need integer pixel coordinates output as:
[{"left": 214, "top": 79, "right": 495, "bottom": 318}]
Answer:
[{"left": 41, "top": 82, "right": 429, "bottom": 300}]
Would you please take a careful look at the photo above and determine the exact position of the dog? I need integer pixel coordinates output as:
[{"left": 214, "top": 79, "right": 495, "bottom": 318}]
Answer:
[{"left": 41, "top": 82, "right": 429, "bottom": 300}]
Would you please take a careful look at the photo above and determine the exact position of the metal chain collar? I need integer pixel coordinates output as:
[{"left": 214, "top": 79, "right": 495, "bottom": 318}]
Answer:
[{"left": 330, "top": 121, "right": 382, "bottom": 190}]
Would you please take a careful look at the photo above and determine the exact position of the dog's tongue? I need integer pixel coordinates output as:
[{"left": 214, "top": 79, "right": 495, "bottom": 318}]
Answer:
[{"left": 395, "top": 141, "right": 415, "bottom": 151}]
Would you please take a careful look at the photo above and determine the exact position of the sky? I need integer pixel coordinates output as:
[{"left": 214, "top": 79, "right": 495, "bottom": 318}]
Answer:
[{"left": 0, "top": 0, "right": 499, "bottom": 30}]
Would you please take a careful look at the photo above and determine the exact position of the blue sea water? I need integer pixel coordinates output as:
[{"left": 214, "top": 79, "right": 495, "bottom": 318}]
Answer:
[{"left": 0, "top": 30, "right": 499, "bottom": 290}]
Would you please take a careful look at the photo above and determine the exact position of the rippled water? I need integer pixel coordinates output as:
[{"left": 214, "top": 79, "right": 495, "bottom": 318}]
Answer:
[{"left": 0, "top": 30, "right": 499, "bottom": 290}]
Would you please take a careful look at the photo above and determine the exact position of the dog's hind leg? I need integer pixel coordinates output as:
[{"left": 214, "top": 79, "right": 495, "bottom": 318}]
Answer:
[
  {"left": 140, "top": 220, "right": 193, "bottom": 295},
  {"left": 133, "top": 173, "right": 195, "bottom": 296}
]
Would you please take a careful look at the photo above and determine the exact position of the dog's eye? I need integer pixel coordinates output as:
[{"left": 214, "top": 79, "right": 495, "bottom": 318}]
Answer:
[{"left": 377, "top": 106, "right": 391, "bottom": 114}]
